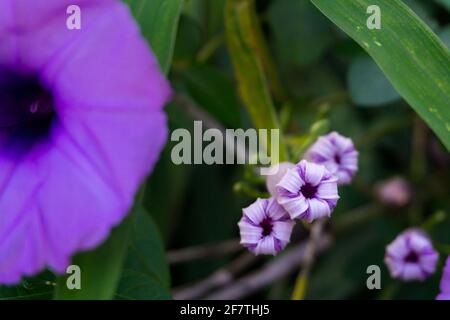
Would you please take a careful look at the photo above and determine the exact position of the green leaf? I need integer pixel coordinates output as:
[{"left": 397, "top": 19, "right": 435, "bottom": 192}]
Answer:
[
  {"left": 124, "top": 0, "right": 183, "bottom": 73},
  {"left": 54, "top": 212, "right": 134, "bottom": 300},
  {"left": 225, "top": 0, "right": 288, "bottom": 160},
  {"left": 311, "top": 0, "right": 450, "bottom": 150},
  {"left": 0, "top": 271, "right": 55, "bottom": 300},
  {"left": 348, "top": 56, "right": 401, "bottom": 106},
  {"left": 173, "top": 15, "right": 203, "bottom": 66},
  {"left": 116, "top": 208, "right": 171, "bottom": 300},
  {"left": 181, "top": 65, "right": 242, "bottom": 128},
  {"left": 268, "top": 0, "right": 334, "bottom": 67}
]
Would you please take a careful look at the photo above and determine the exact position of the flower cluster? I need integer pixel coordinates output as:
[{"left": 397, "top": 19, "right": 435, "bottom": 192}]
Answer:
[{"left": 238, "top": 132, "right": 358, "bottom": 255}]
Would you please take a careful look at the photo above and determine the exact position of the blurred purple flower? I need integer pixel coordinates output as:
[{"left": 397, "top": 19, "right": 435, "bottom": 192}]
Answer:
[
  {"left": 0, "top": 0, "right": 171, "bottom": 283},
  {"left": 265, "top": 162, "right": 295, "bottom": 197},
  {"left": 385, "top": 229, "right": 438, "bottom": 282},
  {"left": 437, "top": 256, "right": 450, "bottom": 300},
  {"left": 305, "top": 132, "right": 358, "bottom": 185},
  {"left": 239, "top": 198, "right": 294, "bottom": 255},
  {"left": 376, "top": 177, "right": 411, "bottom": 207},
  {"left": 276, "top": 160, "right": 339, "bottom": 222}
]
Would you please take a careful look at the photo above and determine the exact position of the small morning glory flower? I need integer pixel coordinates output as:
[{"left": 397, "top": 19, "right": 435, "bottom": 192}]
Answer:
[
  {"left": 437, "top": 256, "right": 450, "bottom": 300},
  {"left": 384, "top": 229, "right": 439, "bottom": 282},
  {"left": 0, "top": 0, "right": 171, "bottom": 283},
  {"left": 305, "top": 132, "right": 358, "bottom": 185},
  {"left": 375, "top": 177, "right": 411, "bottom": 207},
  {"left": 239, "top": 198, "right": 294, "bottom": 256},
  {"left": 276, "top": 160, "right": 339, "bottom": 222}
]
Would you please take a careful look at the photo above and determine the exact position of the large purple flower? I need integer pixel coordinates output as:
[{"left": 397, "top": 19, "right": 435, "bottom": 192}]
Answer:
[
  {"left": 384, "top": 229, "right": 438, "bottom": 282},
  {"left": 238, "top": 198, "right": 294, "bottom": 256},
  {"left": 276, "top": 160, "right": 339, "bottom": 222},
  {"left": 437, "top": 256, "right": 450, "bottom": 300},
  {"left": 0, "top": 0, "right": 170, "bottom": 283},
  {"left": 305, "top": 132, "right": 358, "bottom": 185}
]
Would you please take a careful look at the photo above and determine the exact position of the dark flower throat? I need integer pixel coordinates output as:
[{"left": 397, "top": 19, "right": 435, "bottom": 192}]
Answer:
[{"left": 0, "top": 69, "right": 55, "bottom": 140}]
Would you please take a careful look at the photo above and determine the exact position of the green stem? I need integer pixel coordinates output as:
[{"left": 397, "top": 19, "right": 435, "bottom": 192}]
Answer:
[
  {"left": 291, "top": 273, "right": 308, "bottom": 300},
  {"left": 225, "top": 0, "right": 288, "bottom": 162}
]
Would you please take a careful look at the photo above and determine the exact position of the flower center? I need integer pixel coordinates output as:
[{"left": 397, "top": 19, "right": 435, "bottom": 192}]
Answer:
[
  {"left": 334, "top": 153, "right": 341, "bottom": 165},
  {"left": 300, "top": 183, "right": 318, "bottom": 199},
  {"left": 0, "top": 69, "right": 55, "bottom": 144},
  {"left": 404, "top": 251, "right": 419, "bottom": 263},
  {"left": 260, "top": 218, "right": 273, "bottom": 237}
]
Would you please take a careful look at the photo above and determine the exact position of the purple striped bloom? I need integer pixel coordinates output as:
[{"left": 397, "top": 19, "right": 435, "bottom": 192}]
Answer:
[
  {"left": 437, "top": 256, "right": 450, "bottom": 300},
  {"left": 276, "top": 160, "right": 339, "bottom": 222},
  {"left": 0, "top": 0, "right": 170, "bottom": 283},
  {"left": 265, "top": 162, "right": 295, "bottom": 197},
  {"left": 305, "top": 132, "right": 358, "bottom": 185},
  {"left": 239, "top": 198, "right": 294, "bottom": 256},
  {"left": 385, "top": 229, "right": 438, "bottom": 282}
]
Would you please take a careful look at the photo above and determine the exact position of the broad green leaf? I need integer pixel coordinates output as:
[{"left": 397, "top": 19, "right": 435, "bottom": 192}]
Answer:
[
  {"left": 348, "top": 56, "right": 401, "bottom": 106},
  {"left": 184, "top": 0, "right": 226, "bottom": 38},
  {"left": 225, "top": 0, "right": 287, "bottom": 160},
  {"left": 181, "top": 65, "right": 242, "bottom": 128},
  {"left": 0, "top": 271, "right": 55, "bottom": 300},
  {"left": 173, "top": 15, "right": 203, "bottom": 66},
  {"left": 54, "top": 213, "right": 134, "bottom": 300},
  {"left": 124, "top": 0, "right": 183, "bottom": 73},
  {"left": 116, "top": 208, "right": 171, "bottom": 299},
  {"left": 311, "top": 0, "right": 450, "bottom": 150},
  {"left": 268, "top": 0, "right": 334, "bottom": 67},
  {"left": 403, "top": 0, "right": 438, "bottom": 31}
]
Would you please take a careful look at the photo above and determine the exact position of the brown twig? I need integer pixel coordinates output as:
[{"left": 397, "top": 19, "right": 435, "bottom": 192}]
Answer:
[
  {"left": 173, "top": 252, "right": 258, "bottom": 300},
  {"left": 204, "top": 233, "right": 332, "bottom": 300},
  {"left": 172, "top": 92, "right": 226, "bottom": 132},
  {"left": 167, "top": 239, "right": 242, "bottom": 264}
]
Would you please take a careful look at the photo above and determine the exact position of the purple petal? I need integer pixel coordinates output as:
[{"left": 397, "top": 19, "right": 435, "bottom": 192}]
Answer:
[
  {"left": 238, "top": 220, "right": 263, "bottom": 245},
  {"left": 277, "top": 195, "right": 308, "bottom": 220},
  {"left": 254, "top": 236, "right": 276, "bottom": 256},
  {"left": 276, "top": 167, "right": 303, "bottom": 195},
  {"left": 242, "top": 198, "right": 267, "bottom": 225},
  {"left": 439, "top": 256, "right": 450, "bottom": 294},
  {"left": 305, "top": 198, "right": 330, "bottom": 222},
  {"left": 272, "top": 221, "right": 294, "bottom": 243},
  {"left": 0, "top": 0, "right": 170, "bottom": 283},
  {"left": 266, "top": 198, "right": 288, "bottom": 220},
  {"left": 265, "top": 162, "right": 295, "bottom": 197},
  {"left": 402, "top": 263, "right": 426, "bottom": 281},
  {"left": 316, "top": 180, "right": 339, "bottom": 200},
  {"left": 303, "top": 161, "right": 325, "bottom": 186}
]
